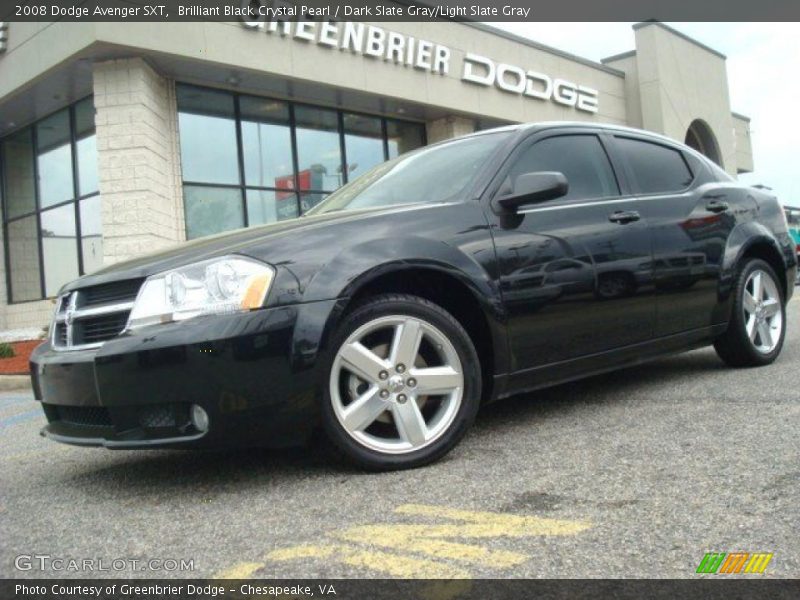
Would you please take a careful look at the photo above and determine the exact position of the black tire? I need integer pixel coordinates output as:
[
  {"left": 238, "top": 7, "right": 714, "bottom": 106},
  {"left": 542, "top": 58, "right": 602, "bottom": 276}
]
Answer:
[
  {"left": 714, "top": 258, "right": 786, "bottom": 367},
  {"left": 320, "top": 293, "right": 482, "bottom": 471}
]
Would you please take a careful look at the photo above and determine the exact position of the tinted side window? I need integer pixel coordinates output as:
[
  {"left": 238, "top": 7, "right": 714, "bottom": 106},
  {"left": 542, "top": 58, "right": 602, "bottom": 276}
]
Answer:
[
  {"left": 507, "top": 135, "right": 619, "bottom": 202},
  {"left": 616, "top": 137, "right": 693, "bottom": 194}
]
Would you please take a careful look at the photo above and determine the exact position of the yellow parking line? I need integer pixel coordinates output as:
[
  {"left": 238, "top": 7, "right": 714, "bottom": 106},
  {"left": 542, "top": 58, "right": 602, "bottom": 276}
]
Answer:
[
  {"left": 214, "top": 561, "right": 264, "bottom": 579},
  {"left": 337, "top": 524, "right": 528, "bottom": 567},
  {"left": 268, "top": 543, "right": 471, "bottom": 578},
  {"left": 223, "top": 503, "right": 593, "bottom": 580}
]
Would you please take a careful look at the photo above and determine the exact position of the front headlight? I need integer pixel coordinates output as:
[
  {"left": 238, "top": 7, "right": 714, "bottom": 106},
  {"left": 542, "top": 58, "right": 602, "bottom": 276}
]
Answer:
[{"left": 127, "top": 256, "right": 274, "bottom": 330}]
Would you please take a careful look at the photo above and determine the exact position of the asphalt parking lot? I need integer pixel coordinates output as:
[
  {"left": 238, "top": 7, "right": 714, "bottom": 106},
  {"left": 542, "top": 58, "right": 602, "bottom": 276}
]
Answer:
[{"left": 1, "top": 298, "right": 798, "bottom": 580}]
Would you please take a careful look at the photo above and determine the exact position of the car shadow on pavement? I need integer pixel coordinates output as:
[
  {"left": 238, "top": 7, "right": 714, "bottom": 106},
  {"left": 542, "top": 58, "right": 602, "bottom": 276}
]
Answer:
[
  {"left": 475, "top": 348, "right": 726, "bottom": 425},
  {"left": 54, "top": 349, "right": 727, "bottom": 491},
  {"left": 56, "top": 443, "right": 347, "bottom": 498}
]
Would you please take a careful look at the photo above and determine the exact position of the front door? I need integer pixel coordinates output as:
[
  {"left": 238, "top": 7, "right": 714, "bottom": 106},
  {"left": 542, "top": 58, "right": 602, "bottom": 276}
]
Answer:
[{"left": 485, "top": 131, "right": 656, "bottom": 374}]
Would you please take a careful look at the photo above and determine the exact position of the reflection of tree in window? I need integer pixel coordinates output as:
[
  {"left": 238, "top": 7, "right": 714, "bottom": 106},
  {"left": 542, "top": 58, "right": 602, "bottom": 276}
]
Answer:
[{"left": 184, "top": 186, "right": 243, "bottom": 239}]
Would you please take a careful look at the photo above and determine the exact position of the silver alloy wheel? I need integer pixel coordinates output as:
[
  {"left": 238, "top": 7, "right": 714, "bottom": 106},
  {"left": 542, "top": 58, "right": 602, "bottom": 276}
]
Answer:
[
  {"left": 329, "top": 315, "right": 464, "bottom": 454},
  {"left": 743, "top": 269, "right": 782, "bottom": 354}
]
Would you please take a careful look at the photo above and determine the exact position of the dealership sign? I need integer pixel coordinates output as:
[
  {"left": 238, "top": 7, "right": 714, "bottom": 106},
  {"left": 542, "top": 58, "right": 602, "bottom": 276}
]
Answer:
[{"left": 241, "top": 20, "right": 599, "bottom": 114}]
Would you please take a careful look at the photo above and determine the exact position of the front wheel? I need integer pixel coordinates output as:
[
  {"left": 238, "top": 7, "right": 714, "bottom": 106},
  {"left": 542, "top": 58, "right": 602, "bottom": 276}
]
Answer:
[
  {"left": 320, "top": 294, "right": 481, "bottom": 470},
  {"left": 714, "top": 258, "right": 786, "bottom": 367}
]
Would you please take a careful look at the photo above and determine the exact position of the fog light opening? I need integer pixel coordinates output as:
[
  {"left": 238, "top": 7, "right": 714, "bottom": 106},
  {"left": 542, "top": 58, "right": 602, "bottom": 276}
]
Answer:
[{"left": 190, "top": 405, "right": 210, "bottom": 433}]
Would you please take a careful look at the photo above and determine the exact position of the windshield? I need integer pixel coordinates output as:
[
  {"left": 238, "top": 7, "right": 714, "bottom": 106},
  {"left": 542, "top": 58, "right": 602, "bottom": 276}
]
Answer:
[{"left": 306, "top": 131, "right": 511, "bottom": 215}]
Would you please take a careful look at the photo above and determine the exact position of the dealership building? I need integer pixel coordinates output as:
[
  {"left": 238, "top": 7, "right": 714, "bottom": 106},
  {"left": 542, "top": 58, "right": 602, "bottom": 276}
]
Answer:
[{"left": 0, "top": 18, "right": 754, "bottom": 331}]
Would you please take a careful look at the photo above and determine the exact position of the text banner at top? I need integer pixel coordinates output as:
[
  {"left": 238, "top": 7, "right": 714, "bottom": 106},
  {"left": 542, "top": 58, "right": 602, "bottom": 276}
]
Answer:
[{"left": 2, "top": 0, "right": 800, "bottom": 21}]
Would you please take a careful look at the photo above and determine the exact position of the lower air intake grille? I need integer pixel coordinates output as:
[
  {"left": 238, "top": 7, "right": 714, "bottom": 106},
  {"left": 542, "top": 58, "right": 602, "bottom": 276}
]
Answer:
[{"left": 53, "top": 405, "right": 113, "bottom": 428}]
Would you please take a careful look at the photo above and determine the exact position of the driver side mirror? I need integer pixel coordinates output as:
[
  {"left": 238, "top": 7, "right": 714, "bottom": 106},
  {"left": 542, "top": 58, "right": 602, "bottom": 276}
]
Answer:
[{"left": 496, "top": 171, "right": 569, "bottom": 213}]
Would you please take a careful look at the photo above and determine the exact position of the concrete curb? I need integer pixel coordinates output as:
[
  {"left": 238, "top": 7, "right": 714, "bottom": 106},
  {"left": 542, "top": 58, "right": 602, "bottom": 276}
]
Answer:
[{"left": 0, "top": 375, "right": 31, "bottom": 392}]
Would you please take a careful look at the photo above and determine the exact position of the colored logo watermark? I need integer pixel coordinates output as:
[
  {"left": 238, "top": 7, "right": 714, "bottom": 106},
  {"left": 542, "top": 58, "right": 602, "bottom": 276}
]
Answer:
[{"left": 696, "top": 552, "right": 773, "bottom": 574}]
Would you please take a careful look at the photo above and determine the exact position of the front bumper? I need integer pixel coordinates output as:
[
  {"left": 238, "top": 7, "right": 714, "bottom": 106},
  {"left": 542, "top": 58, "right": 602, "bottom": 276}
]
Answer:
[{"left": 30, "top": 300, "right": 339, "bottom": 449}]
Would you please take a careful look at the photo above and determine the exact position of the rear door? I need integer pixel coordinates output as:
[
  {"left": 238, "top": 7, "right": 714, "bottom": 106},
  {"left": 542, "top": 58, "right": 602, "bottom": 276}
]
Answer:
[
  {"left": 485, "top": 129, "right": 656, "bottom": 373},
  {"left": 610, "top": 134, "right": 736, "bottom": 336}
]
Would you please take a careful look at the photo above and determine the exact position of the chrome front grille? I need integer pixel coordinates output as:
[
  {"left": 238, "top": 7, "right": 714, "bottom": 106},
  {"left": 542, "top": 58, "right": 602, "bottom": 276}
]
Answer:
[{"left": 52, "top": 280, "right": 143, "bottom": 351}]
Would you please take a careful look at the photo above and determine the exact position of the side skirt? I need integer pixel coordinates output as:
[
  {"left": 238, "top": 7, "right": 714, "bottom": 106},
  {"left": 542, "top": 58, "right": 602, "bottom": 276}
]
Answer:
[{"left": 491, "top": 323, "right": 728, "bottom": 402}]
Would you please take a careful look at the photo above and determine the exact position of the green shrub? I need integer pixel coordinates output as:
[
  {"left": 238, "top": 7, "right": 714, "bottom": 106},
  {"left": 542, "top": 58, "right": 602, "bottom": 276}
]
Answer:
[{"left": 0, "top": 342, "right": 15, "bottom": 359}]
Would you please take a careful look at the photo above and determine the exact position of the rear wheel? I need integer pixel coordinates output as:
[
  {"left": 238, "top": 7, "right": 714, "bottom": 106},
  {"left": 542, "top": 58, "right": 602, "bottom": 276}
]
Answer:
[
  {"left": 714, "top": 258, "right": 786, "bottom": 367},
  {"left": 321, "top": 294, "right": 481, "bottom": 470}
]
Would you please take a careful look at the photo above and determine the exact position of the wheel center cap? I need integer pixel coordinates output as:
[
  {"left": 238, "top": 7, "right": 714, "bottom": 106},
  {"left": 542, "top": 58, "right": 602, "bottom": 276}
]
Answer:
[{"left": 387, "top": 375, "right": 405, "bottom": 393}]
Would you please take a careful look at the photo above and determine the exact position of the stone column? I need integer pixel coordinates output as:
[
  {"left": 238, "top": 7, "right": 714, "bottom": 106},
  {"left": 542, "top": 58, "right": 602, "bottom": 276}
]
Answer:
[
  {"left": 93, "top": 57, "right": 184, "bottom": 265},
  {"left": 425, "top": 115, "right": 476, "bottom": 144}
]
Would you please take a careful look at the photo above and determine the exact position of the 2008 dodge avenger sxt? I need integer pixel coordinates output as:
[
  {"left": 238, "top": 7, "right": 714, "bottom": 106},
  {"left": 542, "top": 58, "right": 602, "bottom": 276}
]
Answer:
[{"left": 31, "top": 123, "right": 796, "bottom": 470}]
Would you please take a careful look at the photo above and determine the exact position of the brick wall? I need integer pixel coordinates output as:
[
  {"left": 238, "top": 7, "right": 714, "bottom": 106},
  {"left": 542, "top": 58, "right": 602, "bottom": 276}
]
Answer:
[{"left": 93, "top": 57, "right": 184, "bottom": 265}]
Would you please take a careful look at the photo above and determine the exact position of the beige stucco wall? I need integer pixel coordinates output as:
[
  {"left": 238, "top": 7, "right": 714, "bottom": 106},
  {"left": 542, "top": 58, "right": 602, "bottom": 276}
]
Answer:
[
  {"left": 632, "top": 23, "right": 737, "bottom": 175},
  {"left": 0, "top": 21, "right": 96, "bottom": 102},
  {"left": 601, "top": 53, "right": 642, "bottom": 129},
  {"left": 0, "top": 21, "right": 629, "bottom": 129},
  {"left": 732, "top": 114, "right": 754, "bottom": 173}
]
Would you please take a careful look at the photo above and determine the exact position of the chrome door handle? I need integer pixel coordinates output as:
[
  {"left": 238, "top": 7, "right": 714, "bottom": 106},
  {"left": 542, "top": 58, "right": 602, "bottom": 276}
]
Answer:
[
  {"left": 608, "top": 210, "right": 641, "bottom": 224},
  {"left": 705, "top": 200, "right": 729, "bottom": 213}
]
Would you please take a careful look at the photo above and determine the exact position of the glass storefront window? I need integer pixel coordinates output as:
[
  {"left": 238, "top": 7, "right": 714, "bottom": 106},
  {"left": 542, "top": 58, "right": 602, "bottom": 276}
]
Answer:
[
  {"left": 184, "top": 185, "right": 244, "bottom": 239},
  {"left": 240, "top": 97, "right": 294, "bottom": 189},
  {"left": 177, "top": 87, "right": 239, "bottom": 185},
  {"left": 41, "top": 204, "right": 80, "bottom": 297},
  {"left": 343, "top": 113, "right": 384, "bottom": 180},
  {"left": 74, "top": 98, "right": 95, "bottom": 137},
  {"left": 299, "top": 190, "right": 329, "bottom": 213},
  {"left": 246, "top": 189, "right": 299, "bottom": 226},
  {"left": 36, "top": 110, "right": 74, "bottom": 209},
  {"left": 77, "top": 135, "right": 98, "bottom": 196},
  {"left": 75, "top": 97, "right": 99, "bottom": 196},
  {"left": 79, "top": 195, "right": 103, "bottom": 274},
  {"left": 7, "top": 216, "right": 42, "bottom": 302},
  {"left": 1, "top": 129, "right": 36, "bottom": 219},
  {"left": 1, "top": 97, "right": 101, "bottom": 301},
  {"left": 295, "top": 106, "right": 344, "bottom": 192},
  {"left": 387, "top": 120, "right": 426, "bottom": 159},
  {"left": 175, "top": 84, "right": 427, "bottom": 239}
]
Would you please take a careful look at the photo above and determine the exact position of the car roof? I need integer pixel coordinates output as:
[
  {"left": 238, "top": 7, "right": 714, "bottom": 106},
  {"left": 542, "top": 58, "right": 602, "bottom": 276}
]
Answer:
[
  {"left": 449, "top": 121, "right": 729, "bottom": 182},
  {"left": 476, "top": 121, "right": 683, "bottom": 146},
  {"left": 428, "top": 121, "right": 721, "bottom": 172}
]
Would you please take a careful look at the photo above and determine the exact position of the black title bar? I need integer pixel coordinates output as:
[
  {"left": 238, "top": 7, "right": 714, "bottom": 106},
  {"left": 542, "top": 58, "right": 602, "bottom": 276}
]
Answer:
[
  {"left": 4, "top": 579, "right": 800, "bottom": 600},
  {"left": 2, "top": 0, "right": 800, "bottom": 21}
]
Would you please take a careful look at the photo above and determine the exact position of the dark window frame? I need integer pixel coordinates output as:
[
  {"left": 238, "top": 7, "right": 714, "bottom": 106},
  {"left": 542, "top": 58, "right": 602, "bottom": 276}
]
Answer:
[
  {"left": 493, "top": 132, "right": 623, "bottom": 207},
  {"left": 613, "top": 135, "right": 696, "bottom": 196},
  {"left": 0, "top": 96, "right": 99, "bottom": 304},
  {"left": 177, "top": 83, "right": 427, "bottom": 239}
]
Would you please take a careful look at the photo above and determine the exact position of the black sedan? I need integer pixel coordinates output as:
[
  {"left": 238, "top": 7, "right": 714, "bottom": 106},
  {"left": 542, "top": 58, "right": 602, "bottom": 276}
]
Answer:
[{"left": 31, "top": 123, "right": 797, "bottom": 470}]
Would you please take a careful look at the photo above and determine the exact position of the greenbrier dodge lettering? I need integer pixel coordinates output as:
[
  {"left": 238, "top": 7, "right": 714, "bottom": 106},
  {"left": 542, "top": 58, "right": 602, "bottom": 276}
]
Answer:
[{"left": 241, "top": 20, "right": 599, "bottom": 113}]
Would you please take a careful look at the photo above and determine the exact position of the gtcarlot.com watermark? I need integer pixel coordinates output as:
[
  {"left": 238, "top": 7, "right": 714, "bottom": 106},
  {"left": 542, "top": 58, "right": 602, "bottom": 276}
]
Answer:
[{"left": 14, "top": 554, "right": 195, "bottom": 573}]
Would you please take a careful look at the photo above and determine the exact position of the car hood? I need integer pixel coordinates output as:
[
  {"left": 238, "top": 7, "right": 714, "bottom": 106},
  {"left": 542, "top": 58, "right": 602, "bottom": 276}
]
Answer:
[{"left": 63, "top": 203, "right": 431, "bottom": 291}]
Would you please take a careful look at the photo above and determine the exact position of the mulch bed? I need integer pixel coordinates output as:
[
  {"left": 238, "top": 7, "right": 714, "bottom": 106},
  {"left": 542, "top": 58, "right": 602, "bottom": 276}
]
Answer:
[{"left": 0, "top": 340, "right": 42, "bottom": 375}]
